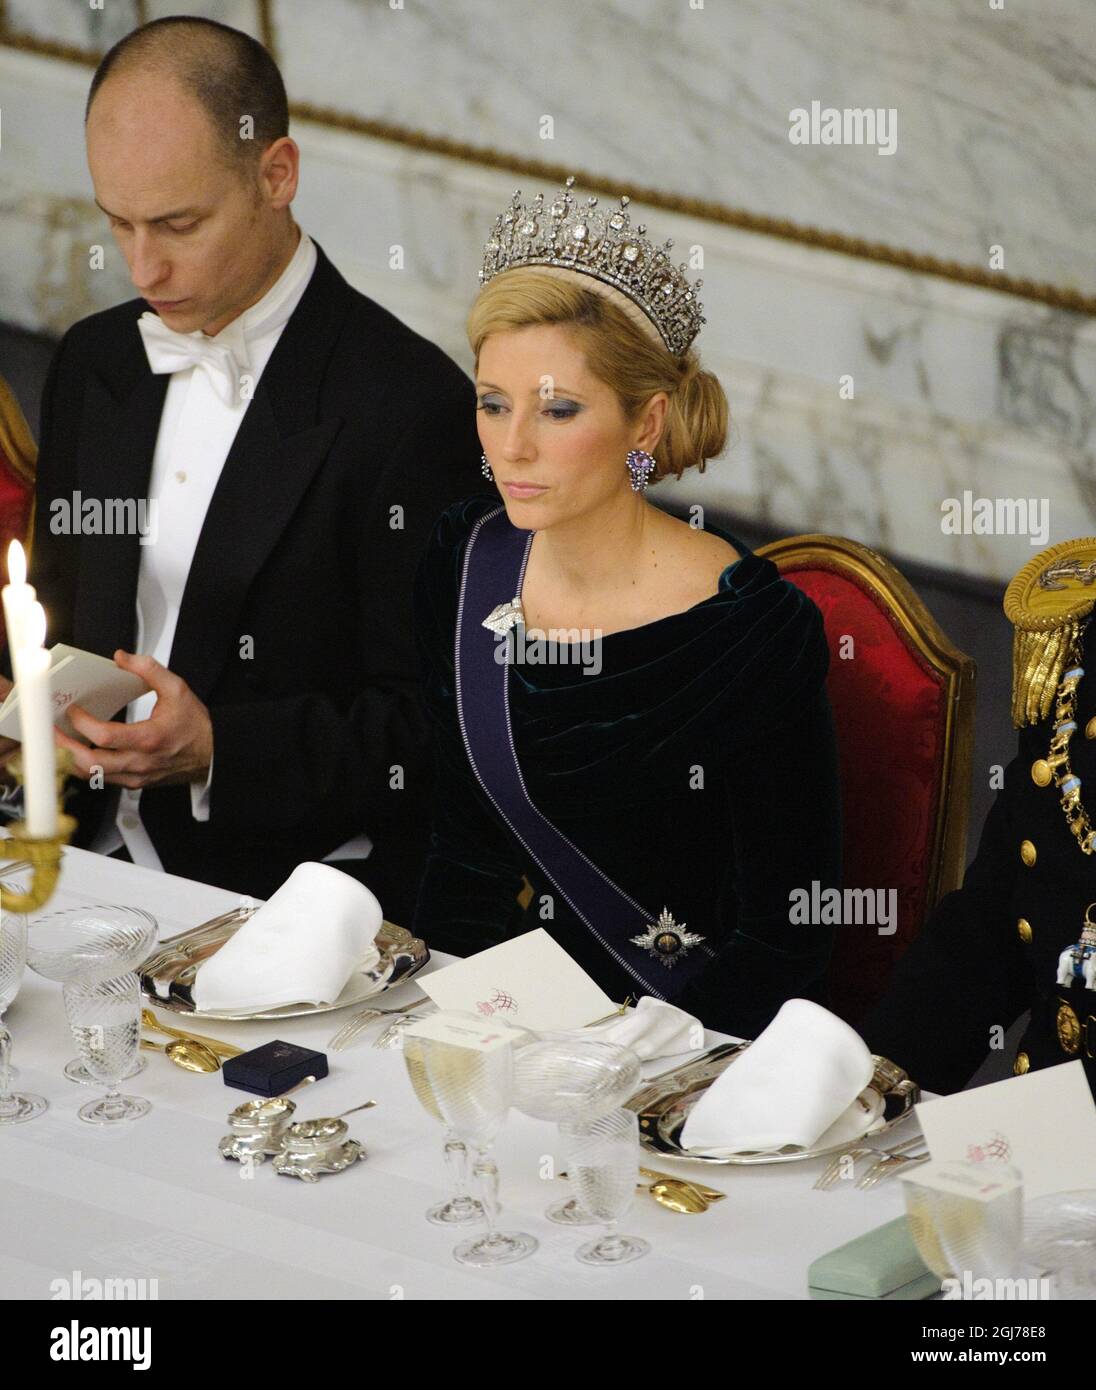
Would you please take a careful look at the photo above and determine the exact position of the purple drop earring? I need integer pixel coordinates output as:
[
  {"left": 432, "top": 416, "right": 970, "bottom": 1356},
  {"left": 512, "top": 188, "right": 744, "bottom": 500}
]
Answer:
[{"left": 626, "top": 449, "right": 656, "bottom": 492}]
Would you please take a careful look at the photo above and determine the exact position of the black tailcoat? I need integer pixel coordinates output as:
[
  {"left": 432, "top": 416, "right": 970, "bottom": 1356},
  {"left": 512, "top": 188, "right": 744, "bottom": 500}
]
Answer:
[{"left": 21, "top": 241, "right": 481, "bottom": 925}]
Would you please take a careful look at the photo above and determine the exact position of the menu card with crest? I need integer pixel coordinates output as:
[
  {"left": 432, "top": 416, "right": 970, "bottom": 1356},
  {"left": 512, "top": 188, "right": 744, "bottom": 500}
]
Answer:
[{"left": 419, "top": 928, "right": 617, "bottom": 1031}]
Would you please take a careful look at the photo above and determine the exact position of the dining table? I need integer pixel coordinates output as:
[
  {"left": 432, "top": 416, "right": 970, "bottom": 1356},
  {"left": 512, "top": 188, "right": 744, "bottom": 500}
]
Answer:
[{"left": 0, "top": 845, "right": 919, "bottom": 1301}]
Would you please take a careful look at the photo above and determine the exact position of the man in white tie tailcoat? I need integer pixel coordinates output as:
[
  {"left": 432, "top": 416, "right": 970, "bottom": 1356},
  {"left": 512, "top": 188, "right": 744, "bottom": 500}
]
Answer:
[{"left": 0, "top": 16, "right": 480, "bottom": 926}]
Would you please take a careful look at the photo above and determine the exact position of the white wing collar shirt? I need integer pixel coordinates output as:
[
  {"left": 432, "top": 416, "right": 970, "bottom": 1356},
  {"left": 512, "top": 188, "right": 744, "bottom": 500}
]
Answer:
[{"left": 91, "top": 230, "right": 371, "bottom": 871}]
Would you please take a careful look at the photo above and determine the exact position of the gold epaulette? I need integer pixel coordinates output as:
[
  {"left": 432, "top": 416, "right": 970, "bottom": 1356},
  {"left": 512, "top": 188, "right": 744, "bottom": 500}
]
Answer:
[{"left": 1003, "top": 538, "right": 1096, "bottom": 728}]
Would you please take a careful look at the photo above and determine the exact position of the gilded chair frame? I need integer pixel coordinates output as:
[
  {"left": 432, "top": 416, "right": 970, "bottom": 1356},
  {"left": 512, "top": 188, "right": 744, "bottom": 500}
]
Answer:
[
  {"left": 0, "top": 375, "right": 38, "bottom": 560},
  {"left": 756, "top": 533, "right": 976, "bottom": 916}
]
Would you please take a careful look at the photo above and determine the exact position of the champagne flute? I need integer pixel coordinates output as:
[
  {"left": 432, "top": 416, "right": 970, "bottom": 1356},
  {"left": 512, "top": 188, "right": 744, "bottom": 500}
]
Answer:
[
  {"left": 0, "top": 895, "right": 47, "bottom": 1124},
  {"left": 403, "top": 1032, "right": 483, "bottom": 1226},
  {"left": 903, "top": 1161, "right": 1024, "bottom": 1293},
  {"left": 418, "top": 1012, "right": 537, "bottom": 1267},
  {"left": 64, "top": 972, "right": 150, "bottom": 1125},
  {"left": 560, "top": 1107, "right": 650, "bottom": 1266}
]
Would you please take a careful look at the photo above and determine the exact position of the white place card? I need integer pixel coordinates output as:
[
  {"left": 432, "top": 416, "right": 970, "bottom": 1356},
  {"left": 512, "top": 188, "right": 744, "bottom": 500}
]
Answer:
[
  {"left": 418, "top": 928, "right": 617, "bottom": 1032},
  {"left": 402, "top": 1012, "right": 519, "bottom": 1053},
  {"left": 906, "top": 1160, "right": 1024, "bottom": 1202},
  {"left": 915, "top": 1061, "right": 1096, "bottom": 1198}
]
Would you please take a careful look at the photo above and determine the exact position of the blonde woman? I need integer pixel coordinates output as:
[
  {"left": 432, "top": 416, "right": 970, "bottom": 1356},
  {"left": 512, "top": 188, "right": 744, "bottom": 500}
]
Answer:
[{"left": 411, "top": 180, "right": 841, "bottom": 1037}]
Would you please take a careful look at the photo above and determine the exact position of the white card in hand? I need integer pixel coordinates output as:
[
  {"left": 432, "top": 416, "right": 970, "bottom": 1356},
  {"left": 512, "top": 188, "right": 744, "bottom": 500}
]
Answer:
[
  {"left": 0, "top": 644, "right": 149, "bottom": 741},
  {"left": 419, "top": 927, "right": 617, "bottom": 1031}
]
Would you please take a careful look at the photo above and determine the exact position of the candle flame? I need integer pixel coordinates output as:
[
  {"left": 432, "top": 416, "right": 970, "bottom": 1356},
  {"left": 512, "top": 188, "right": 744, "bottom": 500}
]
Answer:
[{"left": 7, "top": 539, "right": 26, "bottom": 587}]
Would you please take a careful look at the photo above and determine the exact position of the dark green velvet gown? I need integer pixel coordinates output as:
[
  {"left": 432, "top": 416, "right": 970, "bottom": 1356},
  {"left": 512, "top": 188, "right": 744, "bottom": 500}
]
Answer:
[{"left": 410, "top": 495, "right": 843, "bottom": 1038}]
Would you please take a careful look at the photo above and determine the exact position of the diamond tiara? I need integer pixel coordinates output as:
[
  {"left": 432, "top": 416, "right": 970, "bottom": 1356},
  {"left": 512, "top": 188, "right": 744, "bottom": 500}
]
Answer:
[{"left": 478, "top": 176, "right": 706, "bottom": 357}]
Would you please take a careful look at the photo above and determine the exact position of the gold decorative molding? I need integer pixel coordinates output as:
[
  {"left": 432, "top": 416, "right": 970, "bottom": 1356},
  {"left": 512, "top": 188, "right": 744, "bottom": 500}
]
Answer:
[
  {"left": 2, "top": 0, "right": 1093, "bottom": 318},
  {"left": 257, "top": 0, "right": 277, "bottom": 64}
]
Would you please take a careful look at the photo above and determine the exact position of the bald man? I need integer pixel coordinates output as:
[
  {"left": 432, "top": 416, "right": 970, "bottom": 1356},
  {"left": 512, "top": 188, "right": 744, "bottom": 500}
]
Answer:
[{"left": 1, "top": 16, "right": 479, "bottom": 923}]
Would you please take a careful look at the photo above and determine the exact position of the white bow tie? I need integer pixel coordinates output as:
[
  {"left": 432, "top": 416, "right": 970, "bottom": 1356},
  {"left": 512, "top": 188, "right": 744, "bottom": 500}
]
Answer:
[{"left": 137, "top": 313, "right": 247, "bottom": 406}]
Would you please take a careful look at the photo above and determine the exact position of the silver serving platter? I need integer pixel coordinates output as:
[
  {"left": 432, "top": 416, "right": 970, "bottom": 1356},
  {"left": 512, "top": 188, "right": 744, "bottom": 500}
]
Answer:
[
  {"left": 137, "top": 905, "right": 430, "bottom": 1020},
  {"left": 625, "top": 1042, "right": 920, "bottom": 1166}
]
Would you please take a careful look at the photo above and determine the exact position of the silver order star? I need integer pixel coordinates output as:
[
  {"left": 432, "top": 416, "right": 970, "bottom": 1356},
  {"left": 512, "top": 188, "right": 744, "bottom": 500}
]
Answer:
[
  {"left": 630, "top": 908, "right": 705, "bottom": 968},
  {"left": 482, "top": 598, "right": 525, "bottom": 635}
]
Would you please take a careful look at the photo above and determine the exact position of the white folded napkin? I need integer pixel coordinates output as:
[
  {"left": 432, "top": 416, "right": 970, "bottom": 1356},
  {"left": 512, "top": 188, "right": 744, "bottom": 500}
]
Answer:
[
  {"left": 191, "top": 862, "right": 384, "bottom": 1013},
  {"left": 679, "top": 998, "right": 876, "bottom": 1155},
  {"left": 581, "top": 997, "right": 704, "bottom": 1061}
]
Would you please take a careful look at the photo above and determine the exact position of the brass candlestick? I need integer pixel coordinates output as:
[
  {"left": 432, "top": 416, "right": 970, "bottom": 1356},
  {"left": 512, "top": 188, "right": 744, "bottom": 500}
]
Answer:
[{"left": 0, "top": 749, "right": 76, "bottom": 912}]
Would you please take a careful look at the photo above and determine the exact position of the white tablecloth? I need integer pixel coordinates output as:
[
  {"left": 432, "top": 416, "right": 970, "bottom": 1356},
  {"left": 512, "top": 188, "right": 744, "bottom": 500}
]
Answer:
[{"left": 0, "top": 847, "right": 913, "bottom": 1300}]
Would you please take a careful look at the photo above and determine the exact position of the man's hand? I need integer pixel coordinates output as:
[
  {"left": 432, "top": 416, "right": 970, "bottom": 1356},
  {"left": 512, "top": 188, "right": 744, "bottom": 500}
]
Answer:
[{"left": 61, "top": 650, "right": 213, "bottom": 790}]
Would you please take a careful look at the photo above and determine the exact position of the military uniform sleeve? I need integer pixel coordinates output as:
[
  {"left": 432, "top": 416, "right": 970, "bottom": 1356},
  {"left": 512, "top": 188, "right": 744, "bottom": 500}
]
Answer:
[{"left": 858, "top": 748, "right": 1032, "bottom": 1093}]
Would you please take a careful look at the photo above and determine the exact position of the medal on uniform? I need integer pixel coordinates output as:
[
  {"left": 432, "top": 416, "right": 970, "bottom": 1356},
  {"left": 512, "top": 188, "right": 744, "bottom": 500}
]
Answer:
[
  {"left": 1057, "top": 903, "right": 1096, "bottom": 991},
  {"left": 1054, "top": 906, "right": 1096, "bottom": 1056},
  {"left": 631, "top": 907, "right": 705, "bottom": 968}
]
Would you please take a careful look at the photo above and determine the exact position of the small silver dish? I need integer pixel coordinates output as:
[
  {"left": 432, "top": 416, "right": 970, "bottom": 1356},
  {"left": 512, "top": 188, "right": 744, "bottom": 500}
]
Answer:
[
  {"left": 218, "top": 1095, "right": 297, "bottom": 1164},
  {"left": 272, "top": 1117, "right": 366, "bottom": 1182}
]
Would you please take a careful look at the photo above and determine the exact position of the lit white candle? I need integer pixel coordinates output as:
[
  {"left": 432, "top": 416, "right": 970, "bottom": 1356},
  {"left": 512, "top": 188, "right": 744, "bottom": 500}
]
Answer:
[
  {"left": 2, "top": 540, "right": 35, "bottom": 684},
  {"left": 14, "top": 602, "right": 57, "bottom": 837}
]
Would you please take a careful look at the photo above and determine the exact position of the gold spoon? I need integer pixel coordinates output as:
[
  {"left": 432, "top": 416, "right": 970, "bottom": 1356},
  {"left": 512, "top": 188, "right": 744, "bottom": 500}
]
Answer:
[
  {"left": 647, "top": 1178, "right": 711, "bottom": 1214},
  {"left": 140, "top": 1036, "right": 221, "bottom": 1073},
  {"left": 141, "top": 1008, "right": 243, "bottom": 1058},
  {"left": 640, "top": 1166, "right": 727, "bottom": 1201},
  {"left": 560, "top": 1169, "right": 713, "bottom": 1215}
]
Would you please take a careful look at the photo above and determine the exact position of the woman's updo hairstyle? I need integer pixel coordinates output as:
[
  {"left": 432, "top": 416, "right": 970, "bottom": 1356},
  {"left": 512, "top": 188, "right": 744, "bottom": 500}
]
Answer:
[{"left": 467, "top": 268, "right": 728, "bottom": 481}]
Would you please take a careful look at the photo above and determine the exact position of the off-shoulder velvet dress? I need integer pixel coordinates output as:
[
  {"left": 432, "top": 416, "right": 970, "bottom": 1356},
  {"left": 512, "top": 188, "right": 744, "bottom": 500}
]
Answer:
[{"left": 410, "top": 495, "right": 843, "bottom": 1038}]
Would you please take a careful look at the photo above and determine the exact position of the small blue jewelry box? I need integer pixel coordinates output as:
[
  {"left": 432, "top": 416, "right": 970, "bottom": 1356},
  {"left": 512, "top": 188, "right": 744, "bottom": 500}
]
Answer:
[{"left": 222, "top": 1040, "right": 328, "bottom": 1097}]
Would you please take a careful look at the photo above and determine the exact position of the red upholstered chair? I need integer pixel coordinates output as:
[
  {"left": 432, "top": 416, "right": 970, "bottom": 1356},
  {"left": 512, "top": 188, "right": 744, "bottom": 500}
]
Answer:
[
  {"left": 756, "top": 534, "right": 975, "bottom": 1024},
  {"left": 0, "top": 375, "right": 37, "bottom": 657}
]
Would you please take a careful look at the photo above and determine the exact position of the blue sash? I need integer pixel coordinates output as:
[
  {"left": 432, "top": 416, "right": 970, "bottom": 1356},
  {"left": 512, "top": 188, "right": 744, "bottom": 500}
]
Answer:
[{"left": 453, "top": 504, "right": 714, "bottom": 1001}]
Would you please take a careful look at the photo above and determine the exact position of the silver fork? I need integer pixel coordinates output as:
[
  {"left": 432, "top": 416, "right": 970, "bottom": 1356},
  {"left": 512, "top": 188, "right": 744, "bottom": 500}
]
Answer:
[
  {"left": 372, "top": 1007, "right": 436, "bottom": 1050},
  {"left": 327, "top": 995, "right": 428, "bottom": 1052},
  {"left": 814, "top": 1133, "right": 923, "bottom": 1191},
  {"left": 815, "top": 1142, "right": 886, "bottom": 1191},
  {"left": 856, "top": 1145, "right": 930, "bottom": 1190}
]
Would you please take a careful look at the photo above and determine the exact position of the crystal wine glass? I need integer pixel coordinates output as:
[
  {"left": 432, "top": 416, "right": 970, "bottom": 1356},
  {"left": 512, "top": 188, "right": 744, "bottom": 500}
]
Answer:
[
  {"left": 64, "top": 971, "right": 150, "bottom": 1124},
  {"left": 903, "top": 1160, "right": 1024, "bottom": 1292},
  {"left": 418, "top": 1012, "right": 537, "bottom": 1267},
  {"left": 0, "top": 888, "right": 48, "bottom": 1125},
  {"left": 560, "top": 1106, "right": 650, "bottom": 1265},
  {"left": 26, "top": 904, "right": 156, "bottom": 1084},
  {"left": 403, "top": 1030, "right": 484, "bottom": 1226},
  {"left": 1023, "top": 1190, "right": 1096, "bottom": 1298},
  {"left": 513, "top": 1036, "right": 641, "bottom": 1225}
]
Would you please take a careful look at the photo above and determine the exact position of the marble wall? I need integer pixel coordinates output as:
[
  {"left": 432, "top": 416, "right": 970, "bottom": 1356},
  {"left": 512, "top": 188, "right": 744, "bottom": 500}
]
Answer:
[{"left": 0, "top": 1, "right": 1093, "bottom": 584}]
